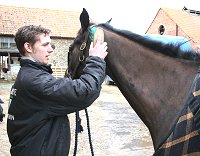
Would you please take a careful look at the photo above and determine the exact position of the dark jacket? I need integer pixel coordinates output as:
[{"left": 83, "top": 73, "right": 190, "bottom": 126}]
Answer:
[{"left": 7, "top": 56, "right": 106, "bottom": 156}]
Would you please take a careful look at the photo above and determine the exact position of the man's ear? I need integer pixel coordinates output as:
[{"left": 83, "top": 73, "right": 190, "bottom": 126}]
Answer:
[{"left": 24, "top": 42, "right": 32, "bottom": 53}]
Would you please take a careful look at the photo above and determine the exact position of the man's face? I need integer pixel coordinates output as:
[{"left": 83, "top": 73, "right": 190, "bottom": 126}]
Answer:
[{"left": 29, "top": 34, "right": 53, "bottom": 64}]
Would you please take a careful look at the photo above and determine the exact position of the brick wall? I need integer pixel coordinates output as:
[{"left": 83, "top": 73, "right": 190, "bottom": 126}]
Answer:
[
  {"left": 146, "top": 9, "right": 199, "bottom": 51},
  {"left": 147, "top": 10, "right": 177, "bottom": 36}
]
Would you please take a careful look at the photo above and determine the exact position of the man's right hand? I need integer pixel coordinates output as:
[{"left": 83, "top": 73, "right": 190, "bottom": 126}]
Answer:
[{"left": 89, "top": 38, "right": 108, "bottom": 59}]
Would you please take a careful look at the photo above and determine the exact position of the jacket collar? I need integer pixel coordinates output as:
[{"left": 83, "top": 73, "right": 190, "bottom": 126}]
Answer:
[{"left": 20, "top": 58, "right": 53, "bottom": 74}]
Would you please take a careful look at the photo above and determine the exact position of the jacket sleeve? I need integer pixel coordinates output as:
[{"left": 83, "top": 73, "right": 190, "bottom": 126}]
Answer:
[{"left": 34, "top": 56, "right": 106, "bottom": 115}]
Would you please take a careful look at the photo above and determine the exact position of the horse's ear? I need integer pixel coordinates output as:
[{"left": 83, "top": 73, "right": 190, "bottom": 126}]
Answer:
[
  {"left": 106, "top": 18, "right": 112, "bottom": 24},
  {"left": 80, "top": 8, "right": 89, "bottom": 32}
]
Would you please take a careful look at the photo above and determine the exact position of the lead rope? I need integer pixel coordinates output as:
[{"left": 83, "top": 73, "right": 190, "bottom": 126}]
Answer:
[
  {"left": 85, "top": 108, "right": 94, "bottom": 156},
  {"left": 72, "top": 29, "right": 95, "bottom": 156},
  {"left": 73, "top": 111, "right": 81, "bottom": 156},
  {"left": 73, "top": 109, "right": 94, "bottom": 156}
]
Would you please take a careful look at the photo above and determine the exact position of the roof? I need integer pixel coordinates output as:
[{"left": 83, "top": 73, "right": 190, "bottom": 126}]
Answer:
[
  {"left": 160, "top": 7, "right": 200, "bottom": 43},
  {"left": 0, "top": 5, "right": 81, "bottom": 38},
  {"left": 143, "top": 34, "right": 193, "bottom": 52}
]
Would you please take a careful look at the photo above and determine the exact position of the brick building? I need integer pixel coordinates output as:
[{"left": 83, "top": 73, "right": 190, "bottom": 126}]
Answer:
[
  {"left": 0, "top": 5, "right": 81, "bottom": 79},
  {"left": 146, "top": 7, "right": 200, "bottom": 51}
]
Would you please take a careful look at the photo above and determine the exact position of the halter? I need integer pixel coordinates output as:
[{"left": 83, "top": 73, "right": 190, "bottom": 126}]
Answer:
[{"left": 68, "top": 25, "right": 97, "bottom": 78}]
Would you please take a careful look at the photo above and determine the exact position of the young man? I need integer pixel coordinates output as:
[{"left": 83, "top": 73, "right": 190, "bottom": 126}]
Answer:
[{"left": 7, "top": 25, "right": 108, "bottom": 156}]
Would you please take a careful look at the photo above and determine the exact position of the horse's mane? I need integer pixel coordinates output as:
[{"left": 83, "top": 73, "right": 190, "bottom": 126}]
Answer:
[{"left": 98, "top": 23, "right": 200, "bottom": 62}]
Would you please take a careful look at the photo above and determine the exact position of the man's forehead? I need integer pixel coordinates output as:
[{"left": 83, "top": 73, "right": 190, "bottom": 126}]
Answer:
[{"left": 37, "top": 33, "right": 51, "bottom": 43}]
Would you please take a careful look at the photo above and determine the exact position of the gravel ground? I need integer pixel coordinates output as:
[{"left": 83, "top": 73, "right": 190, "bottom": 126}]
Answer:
[{"left": 0, "top": 81, "right": 154, "bottom": 156}]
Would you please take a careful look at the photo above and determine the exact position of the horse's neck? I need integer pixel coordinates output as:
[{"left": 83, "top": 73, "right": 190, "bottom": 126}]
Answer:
[{"left": 105, "top": 31, "right": 199, "bottom": 149}]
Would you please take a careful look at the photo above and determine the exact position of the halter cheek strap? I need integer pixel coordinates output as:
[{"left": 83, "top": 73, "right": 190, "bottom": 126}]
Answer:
[
  {"left": 79, "top": 32, "right": 89, "bottom": 62},
  {"left": 70, "top": 30, "right": 90, "bottom": 78},
  {"left": 79, "top": 25, "right": 97, "bottom": 62}
]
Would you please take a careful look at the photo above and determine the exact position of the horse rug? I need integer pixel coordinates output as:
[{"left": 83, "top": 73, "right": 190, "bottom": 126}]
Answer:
[{"left": 154, "top": 74, "right": 200, "bottom": 156}]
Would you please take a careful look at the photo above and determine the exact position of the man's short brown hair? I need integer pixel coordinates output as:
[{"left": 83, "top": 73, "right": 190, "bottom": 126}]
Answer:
[{"left": 15, "top": 25, "right": 51, "bottom": 56}]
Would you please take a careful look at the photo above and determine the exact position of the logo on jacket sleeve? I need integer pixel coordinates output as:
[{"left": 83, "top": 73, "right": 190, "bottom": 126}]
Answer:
[{"left": 7, "top": 86, "right": 17, "bottom": 121}]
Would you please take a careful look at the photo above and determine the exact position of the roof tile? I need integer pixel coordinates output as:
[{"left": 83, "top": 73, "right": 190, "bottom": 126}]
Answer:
[
  {"left": 161, "top": 7, "right": 200, "bottom": 43},
  {"left": 0, "top": 5, "right": 81, "bottom": 38}
]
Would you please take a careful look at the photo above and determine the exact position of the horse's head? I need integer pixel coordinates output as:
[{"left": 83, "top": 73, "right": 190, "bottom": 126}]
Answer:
[
  {"left": 68, "top": 8, "right": 90, "bottom": 79},
  {"left": 67, "top": 8, "right": 93, "bottom": 79},
  {"left": 68, "top": 8, "right": 112, "bottom": 79}
]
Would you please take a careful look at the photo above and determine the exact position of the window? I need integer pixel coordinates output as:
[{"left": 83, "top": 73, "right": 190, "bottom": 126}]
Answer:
[
  {"left": 158, "top": 25, "right": 165, "bottom": 35},
  {"left": 1, "top": 42, "right": 9, "bottom": 48},
  {"left": 0, "top": 37, "right": 16, "bottom": 49}
]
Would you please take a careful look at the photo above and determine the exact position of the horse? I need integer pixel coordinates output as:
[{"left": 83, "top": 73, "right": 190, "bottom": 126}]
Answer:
[{"left": 67, "top": 8, "right": 200, "bottom": 155}]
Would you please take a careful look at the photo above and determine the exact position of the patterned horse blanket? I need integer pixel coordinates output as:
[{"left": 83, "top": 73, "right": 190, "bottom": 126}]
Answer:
[{"left": 154, "top": 73, "right": 200, "bottom": 156}]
